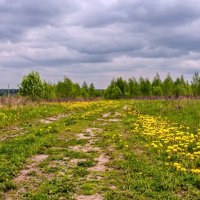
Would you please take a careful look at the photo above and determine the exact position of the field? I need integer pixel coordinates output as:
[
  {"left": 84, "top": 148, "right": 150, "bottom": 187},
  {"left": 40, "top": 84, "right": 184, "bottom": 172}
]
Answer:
[{"left": 0, "top": 100, "right": 200, "bottom": 200}]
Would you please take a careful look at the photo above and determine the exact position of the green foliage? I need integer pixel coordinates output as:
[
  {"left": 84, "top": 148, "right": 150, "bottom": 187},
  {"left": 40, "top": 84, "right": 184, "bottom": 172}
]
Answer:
[
  {"left": 89, "top": 83, "right": 96, "bottom": 99},
  {"left": 104, "top": 80, "right": 123, "bottom": 99},
  {"left": 56, "top": 77, "right": 74, "bottom": 99},
  {"left": 162, "top": 74, "right": 174, "bottom": 96},
  {"left": 73, "top": 83, "right": 82, "bottom": 97},
  {"left": 55, "top": 78, "right": 100, "bottom": 100},
  {"left": 191, "top": 72, "right": 200, "bottom": 96},
  {"left": 152, "top": 73, "right": 163, "bottom": 96},
  {"left": 43, "top": 82, "right": 56, "bottom": 100},
  {"left": 115, "top": 77, "right": 128, "bottom": 97},
  {"left": 19, "top": 71, "right": 44, "bottom": 100},
  {"left": 81, "top": 81, "right": 89, "bottom": 99},
  {"left": 152, "top": 86, "right": 163, "bottom": 96},
  {"left": 19, "top": 71, "right": 200, "bottom": 101},
  {"left": 139, "top": 77, "right": 152, "bottom": 96},
  {"left": 128, "top": 77, "right": 140, "bottom": 97},
  {"left": 104, "top": 73, "right": 195, "bottom": 99}
]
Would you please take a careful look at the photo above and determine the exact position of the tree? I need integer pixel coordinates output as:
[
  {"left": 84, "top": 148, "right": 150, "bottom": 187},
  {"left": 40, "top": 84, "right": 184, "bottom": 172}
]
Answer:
[
  {"left": 173, "top": 75, "right": 187, "bottom": 97},
  {"left": 128, "top": 77, "right": 140, "bottom": 97},
  {"left": 89, "top": 83, "right": 96, "bottom": 99},
  {"left": 43, "top": 82, "right": 56, "bottom": 100},
  {"left": 152, "top": 73, "right": 163, "bottom": 96},
  {"left": 63, "top": 77, "right": 74, "bottom": 99},
  {"left": 151, "top": 73, "right": 163, "bottom": 96},
  {"left": 56, "top": 77, "right": 74, "bottom": 99},
  {"left": 162, "top": 74, "right": 174, "bottom": 96},
  {"left": 81, "top": 81, "right": 89, "bottom": 99},
  {"left": 104, "top": 84, "right": 122, "bottom": 99},
  {"left": 73, "top": 83, "right": 82, "bottom": 98},
  {"left": 115, "top": 77, "right": 128, "bottom": 97},
  {"left": 139, "top": 77, "right": 152, "bottom": 96},
  {"left": 19, "top": 71, "right": 44, "bottom": 100},
  {"left": 191, "top": 72, "right": 200, "bottom": 96}
]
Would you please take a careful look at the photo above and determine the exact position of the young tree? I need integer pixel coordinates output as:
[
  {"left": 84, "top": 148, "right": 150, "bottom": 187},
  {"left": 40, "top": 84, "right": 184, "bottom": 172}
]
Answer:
[
  {"left": 162, "top": 74, "right": 174, "bottom": 96},
  {"left": 56, "top": 77, "right": 74, "bottom": 99},
  {"left": 115, "top": 77, "right": 128, "bottom": 97},
  {"left": 19, "top": 71, "right": 44, "bottom": 100},
  {"left": 63, "top": 77, "right": 74, "bottom": 99},
  {"left": 128, "top": 77, "right": 140, "bottom": 97},
  {"left": 104, "top": 84, "right": 122, "bottom": 99},
  {"left": 139, "top": 77, "right": 152, "bottom": 96},
  {"left": 73, "top": 83, "right": 82, "bottom": 98},
  {"left": 81, "top": 81, "right": 89, "bottom": 99},
  {"left": 191, "top": 72, "right": 200, "bottom": 96},
  {"left": 43, "top": 82, "right": 56, "bottom": 100},
  {"left": 173, "top": 75, "right": 187, "bottom": 97},
  {"left": 152, "top": 73, "right": 162, "bottom": 96},
  {"left": 152, "top": 73, "right": 162, "bottom": 87},
  {"left": 56, "top": 81, "right": 66, "bottom": 98},
  {"left": 89, "top": 83, "right": 96, "bottom": 99}
]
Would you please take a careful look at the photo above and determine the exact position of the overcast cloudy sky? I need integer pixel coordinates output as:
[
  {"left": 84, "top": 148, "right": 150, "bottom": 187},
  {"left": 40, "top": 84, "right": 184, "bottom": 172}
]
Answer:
[{"left": 0, "top": 0, "right": 200, "bottom": 88}]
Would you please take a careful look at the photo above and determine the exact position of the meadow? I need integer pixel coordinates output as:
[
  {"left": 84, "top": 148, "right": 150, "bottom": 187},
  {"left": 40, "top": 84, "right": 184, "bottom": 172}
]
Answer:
[{"left": 0, "top": 99, "right": 200, "bottom": 199}]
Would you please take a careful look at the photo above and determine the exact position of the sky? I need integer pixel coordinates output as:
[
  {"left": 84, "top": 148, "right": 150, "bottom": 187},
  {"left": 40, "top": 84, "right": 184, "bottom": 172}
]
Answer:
[{"left": 0, "top": 0, "right": 200, "bottom": 88}]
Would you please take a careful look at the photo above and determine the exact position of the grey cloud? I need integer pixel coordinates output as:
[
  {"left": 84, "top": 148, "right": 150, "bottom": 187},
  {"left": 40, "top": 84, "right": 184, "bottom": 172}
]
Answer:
[
  {"left": 0, "top": 0, "right": 200, "bottom": 88},
  {"left": 0, "top": 0, "right": 78, "bottom": 41},
  {"left": 116, "top": 0, "right": 200, "bottom": 25}
]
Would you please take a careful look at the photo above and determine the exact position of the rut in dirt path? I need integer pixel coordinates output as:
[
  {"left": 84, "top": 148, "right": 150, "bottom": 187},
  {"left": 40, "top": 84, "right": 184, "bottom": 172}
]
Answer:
[
  {"left": 3, "top": 154, "right": 49, "bottom": 199},
  {"left": 40, "top": 113, "right": 68, "bottom": 124},
  {"left": 76, "top": 194, "right": 103, "bottom": 200},
  {"left": 14, "top": 154, "right": 48, "bottom": 183},
  {"left": 72, "top": 126, "right": 111, "bottom": 200},
  {"left": 0, "top": 127, "right": 28, "bottom": 142},
  {"left": 0, "top": 113, "right": 68, "bottom": 142},
  {"left": 2, "top": 108, "right": 124, "bottom": 200},
  {"left": 72, "top": 109, "right": 125, "bottom": 200}
]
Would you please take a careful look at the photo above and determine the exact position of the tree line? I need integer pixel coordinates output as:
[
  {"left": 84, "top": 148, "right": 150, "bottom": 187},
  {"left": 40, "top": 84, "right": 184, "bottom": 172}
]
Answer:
[
  {"left": 19, "top": 71, "right": 200, "bottom": 100},
  {"left": 19, "top": 71, "right": 102, "bottom": 100},
  {"left": 104, "top": 73, "right": 200, "bottom": 99},
  {"left": 0, "top": 89, "right": 18, "bottom": 96}
]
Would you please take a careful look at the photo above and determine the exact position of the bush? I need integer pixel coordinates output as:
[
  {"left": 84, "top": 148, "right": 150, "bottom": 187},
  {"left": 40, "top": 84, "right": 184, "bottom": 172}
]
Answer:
[{"left": 19, "top": 71, "right": 44, "bottom": 100}]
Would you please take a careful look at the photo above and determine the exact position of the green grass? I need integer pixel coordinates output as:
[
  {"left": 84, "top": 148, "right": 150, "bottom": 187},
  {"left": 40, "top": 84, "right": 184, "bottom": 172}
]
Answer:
[
  {"left": 1, "top": 99, "right": 200, "bottom": 199},
  {"left": 132, "top": 99, "right": 200, "bottom": 133}
]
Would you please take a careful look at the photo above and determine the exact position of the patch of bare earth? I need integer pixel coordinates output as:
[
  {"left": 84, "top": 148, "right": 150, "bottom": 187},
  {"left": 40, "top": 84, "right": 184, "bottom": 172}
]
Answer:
[
  {"left": 0, "top": 132, "right": 28, "bottom": 141},
  {"left": 69, "top": 145, "right": 100, "bottom": 153},
  {"left": 108, "top": 119, "right": 121, "bottom": 122},
  {"left": 98, "top": 112, "right": 122, "bottom": 123},
  {"left": 88, "top": 154, "right": 110, "bottom": 172},
  {"left": 71, "top": 127, "right": 108, "bottom": 199},
  {"left": 110, "top": 185, "right": 117, "bottom": 190},
  {"left": 102, "top": 113, "right": 111, "bottom": 118},
  {"left": 134, "top": 147, "right": 145, "bottom": 155},
  {"left": 76, "top": 194, "right": 103, "bottom": 200},
  {"left": 69, "top": 158, "right": 87, "bottom": 167},
  {"left": 48, "top": 158, "right": 70, "bottom": 169},
  {"left": 14, "top": 154, "right": 48, "bottom": 183},
  {"left": 4, "top": 154, "right": 48, "bottom": 199},
  {"left": 85, "top": 128, "right": 103, "bottom": 134},
  {"left": 77, "top": 133, "right": 94, "bottom": 140},
  {"left": 86, "top": 174, "right": 103, "bottom": 181},
  {"left": 176, "top": 190, "right": 187, "bottom": 199},
  {"left": 0, "top": 127, "right": 28, "bottom": 141},
  {"left": 123, "top": 105, "right": 128, "bottom": 110},
  {"left": 114, "top": 112, "right": 121, "bottom": 117},
  {"left": 40, "top": 113, "right": 67, "bottom": 124}
]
